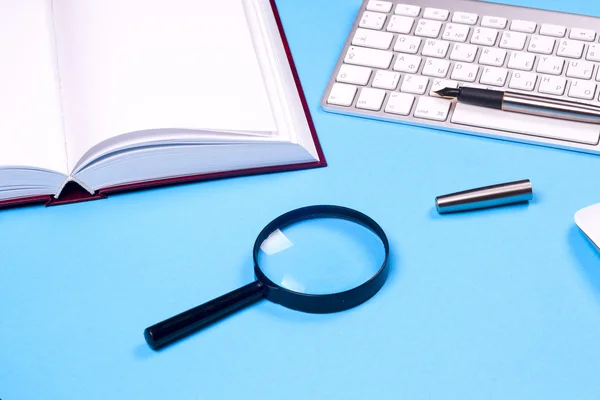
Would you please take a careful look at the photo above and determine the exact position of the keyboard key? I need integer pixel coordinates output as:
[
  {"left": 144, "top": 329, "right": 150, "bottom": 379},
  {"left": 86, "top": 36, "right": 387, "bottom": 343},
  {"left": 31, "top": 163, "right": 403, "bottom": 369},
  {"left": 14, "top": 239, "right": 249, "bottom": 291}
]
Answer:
[
  {"left": 372, "top": 70, "right": 401, "bottom": 89},
  {"left": 451, "top": 62, "right": 479, "bottom": 82},
  {"left": 451, "top": 103, "right": 600, "bottom": 145},
  {"left": 336, "top": 64, "right": 372, "bottom": 85},
  {"left": 394, "top": 35, "right": 422, "bottom": 54},
  {"left": 510, "top": 20, "right": 537, "bottom": 33},
  {"left": 359, "top": 11, "right": 387, "bottom": 30},
  {"left": 507, "top": 52, "right": 535, "bottom": 71},
  {"left": 442, "top": 23, "right": 470, "bottom": 42},
  {"left": 345, "top": 46, "right": 393, "bottom": 69},
  {"left": 569, "top": 28, "right": 596, "bottom": 42},
  {"left": 452, "top": 12, "right": 478, "bottom": 25},
  {"left": 395, "top": 4, "right": 420, "bottom": 17},
  {"left": 537, "top": 56, "right": 565, "bottom": 75},
  {"left": 450, "top": 43, "right": 478, "bottom": 62},
  {"left": 421, "top": 39, "right": 450, "bottom": 58},
  {"left": 539, "top": 24, "right": 566, "bottom": 38},
  {"left": 479, "top": 47, "right": 507, "bottom": 66},
  {"left": 539, "top": 75, "right": 567, "bottom": 95},
  {"left": 356, "top": 87, "right": 386, "bottom": 110},
  {"left": 499, "top": 31, "right": 527, "bottom": 50},
  {"left": 367, "top": 0, "right": 393, "bottom": 13},
  {"left": 393, "top": 54, "right": 422, "bottom": 73},
  {"left": 480, "top": 67, "right": 508, "bottom": 86},
  {"left": 528, "top": 35, "right": 555, "bottom": 54},
  {"left": 415, "top": 19, "right": 442, "bottom": 38},
  {"left": 414, "top": 97, "right": 452, "bottom": 121},
  {"left": 384, "top": 92, "right": 415, "bottom": 115},
  {"left": 430, "top": 78, "right": 458, "bottom": 96},
  {"left": 509, "top": 71, "right": 537, "bottom": 91},
  {"left": 481, "top": 16, "right": 507, "bottom": 29},
  {"left": 567, "top": 60, "right": 595, "bottom": 79},
  {"left": 352, "top": 28, "right": 394, "bottom": 49},
  {"left": 587, "top": 44, "right": 600, "bottom": 62},
  {"left": 470, "top": 27, "right": 498, "bottom": 46},
  {"left": 557, "top": 39, "right": 584, "bottom": 58},
  {"left": 423, "top": 8, "right": 449, "bottom": 21},
  {"left": 422, "top": 58, "right": 450, "bottom": 77},
  {"left": 387, "top": 15, "right": 415, "bottom": 34},
  {"left": 327, "top": 83, "right": 357, "bottom": 106},
  {"left": 401, "top": 75, "right": 429, "bottom": 94},
  {"left": 597, "top": 69, "right": 600, "bottom": 82},
  {"left": 569, "top": 79, "right": 597, "bottom": 99}
]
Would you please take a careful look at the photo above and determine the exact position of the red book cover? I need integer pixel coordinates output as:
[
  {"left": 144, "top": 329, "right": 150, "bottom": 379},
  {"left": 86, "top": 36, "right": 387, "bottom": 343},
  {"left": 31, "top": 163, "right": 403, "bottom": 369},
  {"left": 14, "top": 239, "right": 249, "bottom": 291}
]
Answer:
[{"left": 0, "top": 0, "right": 325, "bottom": 210}]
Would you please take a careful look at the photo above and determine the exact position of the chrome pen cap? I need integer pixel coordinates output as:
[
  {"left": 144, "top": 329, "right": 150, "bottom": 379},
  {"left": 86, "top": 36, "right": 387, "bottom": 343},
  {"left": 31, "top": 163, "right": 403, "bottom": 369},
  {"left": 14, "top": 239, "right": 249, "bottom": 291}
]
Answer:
[{"left": 436, "top": 179, "right": 533, "bottom": 214}]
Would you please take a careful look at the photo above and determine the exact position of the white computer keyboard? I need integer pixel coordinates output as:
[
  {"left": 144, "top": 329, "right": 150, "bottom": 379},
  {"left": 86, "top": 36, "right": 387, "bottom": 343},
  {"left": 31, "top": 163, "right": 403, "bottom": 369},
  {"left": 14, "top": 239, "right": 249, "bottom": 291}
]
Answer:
[{"left": 321, "top": 0, "right": 600, "bottom": 154}]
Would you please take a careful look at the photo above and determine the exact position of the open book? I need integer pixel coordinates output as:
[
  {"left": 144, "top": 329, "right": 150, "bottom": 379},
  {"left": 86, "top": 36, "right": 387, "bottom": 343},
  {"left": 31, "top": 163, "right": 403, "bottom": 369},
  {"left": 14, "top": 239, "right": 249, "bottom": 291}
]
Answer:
[{"left": 0, "top": 0, "right": 324, "bottom": 208}]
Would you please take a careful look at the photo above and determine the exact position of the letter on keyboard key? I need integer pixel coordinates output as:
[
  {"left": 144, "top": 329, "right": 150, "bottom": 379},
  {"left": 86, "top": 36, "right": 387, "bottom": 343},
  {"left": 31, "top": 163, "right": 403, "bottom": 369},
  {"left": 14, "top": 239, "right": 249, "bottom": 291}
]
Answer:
[
  {"left": 567, "top": 60, "right": 594, "bottom": 79},
  {"left": 481, "top": 16, "right": 507, "bottom": 29},
  {"left": 336, "top": 64, "right": 372, "bottom": 85},
  {"left": 421, "top": 39, "right": 450, "bottom": 58},
  {"left": 451, "top": 62, "right": 479, "bottom": 82},
  {"left": 557, "top": 39, "right": 584, "bottom": 58},
  {"left": 387, "top": 15, "right": 415, "bottom": 34},
  {"left": 352, "top": 28, "right": 394, "bottom": 49},
  {"left": 479, "top": 47, "right": 507, "bottom": 66},
  {"left": 442, "top": 23, "right": 470, "bottom": 42},
  {"left": 422, "top": 58, "right": 450, "bottom": 77},
  {"left": 507, "top": 52, "right": 535, "bottom": 71},
  {"left": 414, "top": 97, "right": 452, "bottom": 121},
  {"left": 327, "top": 83, "right": 358, "bottom": 106},
  {"left": 430, "top": 79, "right": 458, "bottom": 96},
  {"left": 372, "top": 70, "right": 401, "bottom": 89},
  {"left": 367, "top": 0, "right": 393, "bottom": 13},
  {"left": 450, "top": 43, "right": 478, "bottom": 62},
  {"left": 451, "top": 104, "right": 600, "bottom": 145},
  {"left": 356, "top": 87, "right": 387, "bottom": 111},
  {"left": 395, "top": 4, "right": 420, "bottom": 17},
  {"left": 385, "top": 92, "right": 415, "bottom": 115},
  {"left": 480, "top": 67, "right": 508, "bottom": 86},
  {"left": 539, "top": 76, "right": 566, "bottom": 95},
  {"left": 359, "top": 11, "right": 387, "bottom": 30},
  {"left": 499, "top": 31, "right": 527, "bottom": 50},
  {"left": 508, "top": 71, "right": 537, "bottom": 91},
  {"left": 401, "top": 75, "right": 429, "bottom": 94},
  {"left": 345, "top": 46, "right": 393, "bottom": 69},
  {"left": 394, "top": 35, "right": 422, "bottom": 54},
  {"left": 415, "top": 19, "right": 443, "bottom": 38},
  {"left": 393, "top": 54, "right": 422, "bottom": 73},
  {"left": 569, "top": 80, "right": 597, "bottom": 100},
  {"left": 537, "top": 56, "right": 564, "bottom": 75}
]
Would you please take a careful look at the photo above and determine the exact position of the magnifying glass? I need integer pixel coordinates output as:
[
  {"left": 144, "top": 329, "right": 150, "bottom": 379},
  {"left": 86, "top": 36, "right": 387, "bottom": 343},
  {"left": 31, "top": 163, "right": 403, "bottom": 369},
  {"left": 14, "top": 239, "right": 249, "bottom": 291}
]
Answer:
[{"left": 144, "top": 205, "right": 390, "bottom": 350}]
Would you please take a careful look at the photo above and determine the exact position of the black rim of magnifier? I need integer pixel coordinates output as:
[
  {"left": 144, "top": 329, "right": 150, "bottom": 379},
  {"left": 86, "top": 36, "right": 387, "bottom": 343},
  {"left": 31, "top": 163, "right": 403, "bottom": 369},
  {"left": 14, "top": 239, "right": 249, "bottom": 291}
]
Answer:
[
  {"left": 253, "top": 205, "right": 390, "bottom": 314},
  {"left": 144, "top": 205, "right": 390, "bottom": 350}
]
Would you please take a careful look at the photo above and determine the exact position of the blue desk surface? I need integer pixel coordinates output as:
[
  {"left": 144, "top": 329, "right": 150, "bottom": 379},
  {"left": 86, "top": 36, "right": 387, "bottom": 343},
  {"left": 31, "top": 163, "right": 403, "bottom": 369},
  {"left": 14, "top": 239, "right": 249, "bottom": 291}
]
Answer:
[{"left": 3, "top": 0, "right": 600, "bottom": 398}]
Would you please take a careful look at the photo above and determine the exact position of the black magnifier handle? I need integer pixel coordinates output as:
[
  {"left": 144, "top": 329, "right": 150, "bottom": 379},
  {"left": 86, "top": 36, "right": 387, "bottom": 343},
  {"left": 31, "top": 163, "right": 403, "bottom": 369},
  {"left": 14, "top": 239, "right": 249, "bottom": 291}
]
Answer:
[{"left": 144, "top": 281, "right": 265, "bottom": 350}]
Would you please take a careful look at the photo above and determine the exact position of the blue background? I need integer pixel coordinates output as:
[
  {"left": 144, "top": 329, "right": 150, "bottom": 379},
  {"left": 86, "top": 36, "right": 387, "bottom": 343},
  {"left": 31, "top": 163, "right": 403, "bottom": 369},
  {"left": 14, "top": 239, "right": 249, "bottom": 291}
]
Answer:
[{"left": 2, "top": 0, "right": 600, "bottom": 398}]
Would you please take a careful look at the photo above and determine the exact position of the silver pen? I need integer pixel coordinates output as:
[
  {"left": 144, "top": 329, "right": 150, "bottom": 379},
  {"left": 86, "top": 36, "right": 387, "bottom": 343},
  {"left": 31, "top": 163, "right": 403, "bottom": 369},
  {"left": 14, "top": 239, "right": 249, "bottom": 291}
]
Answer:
[{"left": 435, "top": 87, "right": 600, "bottom": 124}]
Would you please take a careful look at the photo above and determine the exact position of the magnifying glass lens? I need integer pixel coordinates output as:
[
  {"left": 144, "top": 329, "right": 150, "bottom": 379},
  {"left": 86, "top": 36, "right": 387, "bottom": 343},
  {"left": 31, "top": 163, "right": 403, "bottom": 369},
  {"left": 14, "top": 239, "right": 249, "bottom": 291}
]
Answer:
[{"left": 257, "top": 218, "right": 386, "bottom": 295}]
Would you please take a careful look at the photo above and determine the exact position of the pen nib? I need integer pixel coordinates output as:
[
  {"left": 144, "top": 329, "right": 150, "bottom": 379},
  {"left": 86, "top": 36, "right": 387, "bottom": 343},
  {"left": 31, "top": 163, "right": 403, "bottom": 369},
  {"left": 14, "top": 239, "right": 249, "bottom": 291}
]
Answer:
[{"left": 434, "top": 87, "right": 461, "bottom": 99}]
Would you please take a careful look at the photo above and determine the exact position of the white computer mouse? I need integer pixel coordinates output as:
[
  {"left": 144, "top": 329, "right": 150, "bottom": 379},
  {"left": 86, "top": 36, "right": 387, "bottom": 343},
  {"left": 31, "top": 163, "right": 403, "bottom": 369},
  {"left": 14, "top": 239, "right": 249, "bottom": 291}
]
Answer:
[{"left": 575, "top": 203, "right": 600, "bottom": 250}]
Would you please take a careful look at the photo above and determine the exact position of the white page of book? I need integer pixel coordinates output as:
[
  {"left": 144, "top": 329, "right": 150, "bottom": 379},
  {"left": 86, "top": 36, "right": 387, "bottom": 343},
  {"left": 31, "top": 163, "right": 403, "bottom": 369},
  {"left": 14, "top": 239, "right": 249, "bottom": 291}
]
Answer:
[
  {"left": 53, "top": 0, "right": 278, "bottom": 171},
  {"left": 0, "top": 0, "right": 68, "bottom": 174}
]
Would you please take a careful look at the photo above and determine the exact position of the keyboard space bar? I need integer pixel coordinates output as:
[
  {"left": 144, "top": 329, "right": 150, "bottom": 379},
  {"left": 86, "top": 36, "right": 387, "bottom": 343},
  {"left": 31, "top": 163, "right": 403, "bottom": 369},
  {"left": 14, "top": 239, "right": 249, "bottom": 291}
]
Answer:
[{"left": 451, "top": 104, "right": 600, "bottom": 146}]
